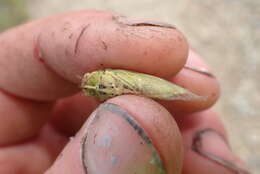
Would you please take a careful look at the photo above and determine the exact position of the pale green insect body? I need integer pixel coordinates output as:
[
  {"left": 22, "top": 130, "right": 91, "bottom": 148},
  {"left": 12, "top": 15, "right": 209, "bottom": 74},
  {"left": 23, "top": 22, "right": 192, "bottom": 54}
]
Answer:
[{"left": 81, "top": 69, "right": 201, "bottom": 101}]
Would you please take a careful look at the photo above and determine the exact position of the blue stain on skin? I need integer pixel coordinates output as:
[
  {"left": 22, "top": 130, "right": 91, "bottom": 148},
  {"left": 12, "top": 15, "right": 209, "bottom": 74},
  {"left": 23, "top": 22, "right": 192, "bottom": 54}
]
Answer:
[
  {"left": 100, "top": 103, "right": 166, "bottom": 174},
  {"left": 111, "top": 156, "right": 118, "bottom": 165},
  {"left": 97, "top": 136, "right": 112, "bottom": 147},
  {"left": 103, "top": 136, "right": 112, "bottom": 147}
]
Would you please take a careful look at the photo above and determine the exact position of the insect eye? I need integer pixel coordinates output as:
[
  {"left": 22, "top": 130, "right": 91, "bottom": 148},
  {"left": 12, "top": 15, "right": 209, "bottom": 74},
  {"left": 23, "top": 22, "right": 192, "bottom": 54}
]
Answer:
[
  {"left": 123, "top": 85, "right": 129, "bottom": 89},
  {"left": 99, "top": 84, "right": 106, "bottom": 89}
]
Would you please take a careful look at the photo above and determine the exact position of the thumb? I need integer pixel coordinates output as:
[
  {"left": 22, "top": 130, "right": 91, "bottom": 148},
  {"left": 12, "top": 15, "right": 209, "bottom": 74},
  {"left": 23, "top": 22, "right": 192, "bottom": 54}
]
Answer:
[{"left": 45, "top": 95, "right": 183, "bottom": 174}]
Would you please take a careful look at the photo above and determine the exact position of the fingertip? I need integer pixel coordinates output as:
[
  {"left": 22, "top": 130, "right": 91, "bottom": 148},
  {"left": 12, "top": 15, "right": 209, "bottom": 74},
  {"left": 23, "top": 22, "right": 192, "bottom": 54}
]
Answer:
[
  {"left": 40, "top": 11, "right": 189, "bottom": 82},
  {"left": 107, "top": 95, "right": 183, "bottom": 174},
  {"left": 47, "top": 95, "right": 183, "bottom": 174},
  {"left": 161, "top": 49, "right": 220, "bottom": 114},
  {"left": 178, "top": 110, "right": 250, "bottom": 174}
]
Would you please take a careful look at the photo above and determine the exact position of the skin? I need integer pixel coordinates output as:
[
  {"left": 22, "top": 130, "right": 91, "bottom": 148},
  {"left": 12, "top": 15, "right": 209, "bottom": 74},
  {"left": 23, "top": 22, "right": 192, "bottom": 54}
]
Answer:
[{"left": 0, "top": 10, "right": 248, "bottom": 174}]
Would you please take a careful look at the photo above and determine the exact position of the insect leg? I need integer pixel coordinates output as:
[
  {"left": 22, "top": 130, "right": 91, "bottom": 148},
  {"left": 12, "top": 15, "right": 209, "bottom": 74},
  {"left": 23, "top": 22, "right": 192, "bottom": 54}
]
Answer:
[{"left": 82, "top": 85, "right": 97, "bottom": 90}]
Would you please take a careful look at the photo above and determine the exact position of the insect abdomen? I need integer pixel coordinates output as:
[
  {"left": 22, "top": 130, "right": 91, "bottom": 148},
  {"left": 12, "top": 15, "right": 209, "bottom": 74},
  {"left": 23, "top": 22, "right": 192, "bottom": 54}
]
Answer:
[{"left": 107, "top": 70, "right": 201, "bottom": 100}]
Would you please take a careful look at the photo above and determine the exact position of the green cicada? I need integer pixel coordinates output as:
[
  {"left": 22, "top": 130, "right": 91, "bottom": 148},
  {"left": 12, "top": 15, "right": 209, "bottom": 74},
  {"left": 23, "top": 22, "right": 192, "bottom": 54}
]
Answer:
[{"left": 81, "top": 69, "right": 202, "bottom": 101}]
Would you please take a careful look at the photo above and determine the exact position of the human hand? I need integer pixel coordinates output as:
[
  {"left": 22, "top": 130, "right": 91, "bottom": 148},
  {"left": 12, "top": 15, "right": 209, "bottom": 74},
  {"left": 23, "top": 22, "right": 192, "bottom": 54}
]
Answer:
[{"left": 0, "top": 10, "right": 249, "bottom": 174}]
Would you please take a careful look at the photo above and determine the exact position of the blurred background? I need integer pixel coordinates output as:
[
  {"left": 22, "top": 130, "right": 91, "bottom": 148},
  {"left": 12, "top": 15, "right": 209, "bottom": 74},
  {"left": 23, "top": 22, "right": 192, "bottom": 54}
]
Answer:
[{"left": 0, "top": 0, "right": 259, "bottom": 173}]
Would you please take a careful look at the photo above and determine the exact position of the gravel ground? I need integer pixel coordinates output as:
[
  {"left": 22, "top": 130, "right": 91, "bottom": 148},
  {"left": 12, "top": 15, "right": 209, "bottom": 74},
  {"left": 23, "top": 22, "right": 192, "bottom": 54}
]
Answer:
[{"left": 1, "top": 0, "right": 259, "bottom": 173}]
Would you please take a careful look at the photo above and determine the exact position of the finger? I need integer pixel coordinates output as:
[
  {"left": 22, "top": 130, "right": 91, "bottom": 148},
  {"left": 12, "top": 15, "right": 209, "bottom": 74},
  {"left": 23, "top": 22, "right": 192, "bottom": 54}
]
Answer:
[
  {"left": 176, "top": 110, "right": 250, "bottom": 174},
  {"left": 0, "top": 10, "right": 188, "bottom": 101},
  {"left": 0, "top": 90, "right": 52, "bottom": 145},
  {"left": 46, "top": 95, "right": 183, "bottom": 174},
  {"left": 161, "top": 49, "right": 220, "bottom": 114},
  {"left": 0, "top": 125, "right": 68, "bottom": 174},
  {"left": 51, "top": 92, "right": 99, "bottom": 136},
  {"left": 0, "top": 10, "right": 188, "bottom": 144}
]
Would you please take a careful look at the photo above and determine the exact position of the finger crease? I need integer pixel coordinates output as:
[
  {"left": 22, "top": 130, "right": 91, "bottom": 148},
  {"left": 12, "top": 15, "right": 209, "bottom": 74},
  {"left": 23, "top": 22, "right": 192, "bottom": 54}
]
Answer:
[{"left": 74, "top": 24, "right": 90, "bottom": 55}]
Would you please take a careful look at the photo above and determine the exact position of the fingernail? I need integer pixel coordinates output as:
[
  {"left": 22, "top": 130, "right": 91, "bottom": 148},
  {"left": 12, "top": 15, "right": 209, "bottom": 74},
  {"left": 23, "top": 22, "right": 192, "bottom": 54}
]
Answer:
[
  {"left": 113, "top": 15, "right": 176, "bottom": 29},
  {"left": 192, "top": 129, "right": 251, "bottom": 174},
  {"left": 81, "top": 103, "right": 166, "bottom": 174},
  {"left": 184, "top": 65, "right": 215, "bottom": 78}
]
